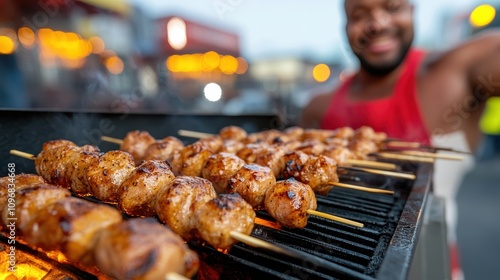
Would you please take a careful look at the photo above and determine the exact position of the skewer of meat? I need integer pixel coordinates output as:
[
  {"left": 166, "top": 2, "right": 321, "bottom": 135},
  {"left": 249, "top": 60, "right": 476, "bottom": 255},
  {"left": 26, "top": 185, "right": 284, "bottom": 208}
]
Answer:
[
  {"left": 11, "top": 139, "right": 364, "bottom": 233},
  {"left": 132, "top": 127, "right": 398, "bottom": 171},
  {"left": 101, "top": 132, "right": 407, "bottom": 190},
  {"left": 179, "top": 126, "right": 461, "bottom": 163},
  {"left": 10, "top": 144, "right": 321, "bottom": 252},
  {"left": 0, "top": 174, "right": 199, "bottom": 279},
  {"left": 117, "top": 128, "right": 417, "bottom": 178}
]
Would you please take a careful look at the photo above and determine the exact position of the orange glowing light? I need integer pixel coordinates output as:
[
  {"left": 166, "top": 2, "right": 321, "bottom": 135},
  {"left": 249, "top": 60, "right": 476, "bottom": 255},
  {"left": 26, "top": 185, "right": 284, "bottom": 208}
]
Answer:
[
  {"left": 0, "top": 36, "right": 15, "bottom": 54},
  {"left": 18, "top": 27, "right": 35, "bottom": 48},
  {"left": 89, "top": 36, "right": 105, "bottom": 54},
  {"left": 203, "top": 51, "right": 220, "bottom": 70},
  {"left": 219, "top": 55, "right": 238, "bottom": 74},
  {"left": 105, "top": 56, "right": 124, "bottom": 75},
  {"left": 235, "top": 57, "right": 248, "bottom": 74},
  {"left": 254, "top": 217, "right": 282, "bottom": 230},
  {"left": 313, "top": 63, "right": 331, "bottom": 82}
]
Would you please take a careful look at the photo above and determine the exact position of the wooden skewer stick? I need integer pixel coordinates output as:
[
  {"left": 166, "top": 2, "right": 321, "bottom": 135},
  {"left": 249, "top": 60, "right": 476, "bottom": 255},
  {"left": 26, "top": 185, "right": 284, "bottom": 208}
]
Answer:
[
  {"left": 339, "top": 165, "right": 416, "bottom": 180},
  {"left": 10, "top": 149, "right": 364, "bottom": 228},
  {"left": 374, "top": 152, "right": 435, "bottom": 163},
  {"left": 165, "top": 273, "right": 190, "bottom": 280},
  {"left": 344, "top": 159, "right": 397, "bottom": 171},
  {"left": 330, "top": 182, "right": 394, "bottom": 195},
  {"left": 306, "top": 210, "right": 364, "bottom": 227},
  {"left": 10, "top": 150, "right": 36, "bottom": 160},
  {"left": 101, "top": 136, "right": 124, "bottom": 145},
  {"left": 230, "top": 231, "right": 300, "bottom": 258},
  {"left": 385, "top": 140, "right": 471, "bottom": 154},
  {"left": 398, "top": 150, "right": 464, "bottom": 161},
  {"left": 178, "top": 129, "right": 213, "bottom": 139},
  {"left": 385, "top": 141, "right": 421, "bottom": 148}
]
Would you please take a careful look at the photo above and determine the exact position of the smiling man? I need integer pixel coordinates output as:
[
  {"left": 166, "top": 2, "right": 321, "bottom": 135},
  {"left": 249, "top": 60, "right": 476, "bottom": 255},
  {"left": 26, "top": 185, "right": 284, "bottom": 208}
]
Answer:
[
  {"left": 300, "top": 0, "right": 500, "bottom": 151},
  {"left": 299, "top": 0, "right": 500, "bottom": 279}
]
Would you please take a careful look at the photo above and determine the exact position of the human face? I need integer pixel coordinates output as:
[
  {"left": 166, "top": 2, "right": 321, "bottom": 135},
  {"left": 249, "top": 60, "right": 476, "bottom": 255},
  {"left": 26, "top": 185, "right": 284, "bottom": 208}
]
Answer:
[{"left": 345, "top": 0, "right": 414, "bottom": 75}]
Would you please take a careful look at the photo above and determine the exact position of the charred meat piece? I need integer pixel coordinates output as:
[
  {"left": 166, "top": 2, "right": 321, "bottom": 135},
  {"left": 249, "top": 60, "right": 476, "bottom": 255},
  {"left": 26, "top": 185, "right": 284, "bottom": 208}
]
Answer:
[
  {"left": 322, "top": 146, "right": 352, "bottom": 165},
  {"left": 174, "top": 142, "right": 213, "bottom": 177},
  {"left": 120, "top": 130, "right": 156, "bottom": 165},
  {"left": 86, "top": 150, "right": 135, "bottom": 203},
  {"left": 254, "top": 146, "right": 287, "bottom": 178},
  {"left": 35, "top": 141, "right": 80, "bottom": 188},
  {"left": 333, "top": 126, "right": 355, "bottom": 140},
  {"left": 298, "top": 155, "right": 339, "bottom": 195},
  {"left": 143, "top": 136, "right": 184, "bottom": 162},
  {"left": 155, "top": 176, "right": 216, "bottom": 240},
  {"left": 66, "top": 145, "right": 101, "bottom": 196},
  {"left": 236, "top": 143, "right": 268, "bottom": 163},
  {"left": 197, "top": 136, "right": 223, "bottom": 153},
  {"left": 95, "top": 218, "right": 199, "bottom": 280},
  {"left": 295, "top": 139, "right": 326, "bottom": 156},
  {"left": 264, "top": 178, "right": 317, "bottom": 228},
  {"left": 118, "top": 160, "right": 175, "bottom": 217},
  {"left": 195, "top": 193, "right": 255, "bottom": 250},
  {"left": 281, "top": 151, "right": 310, "bottom": 180},
  {"left": 0, "top": 174, "right": 46, "bottom": 212},
  {"left": 1, "top": 182, "right": 70, "bottom": 232},
  {"left": 219, "top": 125, "right": 248, "bottom": 141},
  {"left": 228, "top": 164, "right": 276, "bottom": 209},
  {"left": 202, "top": 153, "right": 245, "bottom": 194},
  {"left": 218, "top": 139, "right": 245, "bottom": 154},
  {"left": 24, "top": 197, "right": 122, "bottom": 266}
]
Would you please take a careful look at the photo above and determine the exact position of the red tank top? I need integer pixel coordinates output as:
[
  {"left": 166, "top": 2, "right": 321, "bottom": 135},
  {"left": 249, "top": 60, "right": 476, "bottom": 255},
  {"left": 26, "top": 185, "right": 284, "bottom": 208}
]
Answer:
[{"left": 320, "top": 48, "right": 430, "bottom": 144}]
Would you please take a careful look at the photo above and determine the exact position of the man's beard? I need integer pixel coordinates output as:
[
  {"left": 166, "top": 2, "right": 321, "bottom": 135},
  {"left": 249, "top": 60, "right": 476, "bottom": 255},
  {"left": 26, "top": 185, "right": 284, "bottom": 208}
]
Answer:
[{"left": 355, "top": 40, "right": 413, "bottom": 76}]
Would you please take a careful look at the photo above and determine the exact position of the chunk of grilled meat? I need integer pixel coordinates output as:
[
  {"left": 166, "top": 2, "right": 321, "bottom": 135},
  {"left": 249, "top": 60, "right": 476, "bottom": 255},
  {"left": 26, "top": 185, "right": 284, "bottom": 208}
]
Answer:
[
  {"left": 155, "top": 176, "right": 216, "bottom": 240},
  {"left": 264, "top": 178, "right": 317, "bottom": 228},
  {"left": 219, "top": 125, "right": 248, "bottom": 141},
  {"left": 297, "top": 155, "right": 339, "bottom": 195},
  {"left": 195, "top": 193, "right": 255, "bottom": 250},
  {"left": 86, "top": 150, "right": 135, "bottom": 203},
  {"left": 143, "top": 136, "right": 184, "bottom": 162},
  {"left": 333, "top": 126, "right": 355, "bottom": 140},
  {"left": 0, "top": 174, "right": 45, "bottom": 214},
  {"left": 228, "top": 164, "right": 276, "bottom": 209},
  {"left": 322, "top": 146, "right": 352, "bottom": 165},
  {"left": 24, "top": 197, "right": 123, "bottom": 266},
  {"left": 202, "top": 153, "right": 245, "bottom": 194},
  {"left": 118, "top": 160, "right": 175, "bottom": 217},
  {"left": 235, "top": 143, "right": 268, "bottom": 163},
  {"left": 197, "top": 136, "right": 223, "bottom": 153},
  {"left": 171, "top": 142, "right": 212, "bottom": 177},
  {"left": 120, "top": 130, "right": 156, "bottom": 165},
  {"left": 95, "top": 218, "right": 199, "bottom": 280},
  {"left": 281, "top": 151, "right": 310, "bottom": 179},
  {"left": 254, "top": 146, "right": 287, "bottom": 178},
  {"left": 1, "top": 183, "right": 71, "bottom": 234},
  {"left": 65, "top": 145, "right": 101, "bottom": 196},
  {"left": 218, "top": 139, "right": 245, "bottom": 154},
  {"left": 35, "top": 140, "right": 80, "bottom": 188}
]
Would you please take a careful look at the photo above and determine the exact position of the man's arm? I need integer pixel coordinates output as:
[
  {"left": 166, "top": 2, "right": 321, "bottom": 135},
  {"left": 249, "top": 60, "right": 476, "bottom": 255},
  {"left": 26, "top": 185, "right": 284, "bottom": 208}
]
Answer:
[{"left": 468, "top": 30, "right": 500, "bottom": 98}]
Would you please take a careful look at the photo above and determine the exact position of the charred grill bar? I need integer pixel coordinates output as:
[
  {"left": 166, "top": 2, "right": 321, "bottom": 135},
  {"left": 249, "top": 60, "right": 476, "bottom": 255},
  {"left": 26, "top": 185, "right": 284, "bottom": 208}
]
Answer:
[{"left": 0, "top": 110, "right": 434, "bottom": 279}]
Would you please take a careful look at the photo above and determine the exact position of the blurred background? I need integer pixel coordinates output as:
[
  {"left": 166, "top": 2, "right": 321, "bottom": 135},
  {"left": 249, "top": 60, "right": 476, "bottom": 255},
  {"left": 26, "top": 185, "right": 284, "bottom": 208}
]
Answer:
[{"left": 1, "top": 0, "right": 499, "bottom": 126}]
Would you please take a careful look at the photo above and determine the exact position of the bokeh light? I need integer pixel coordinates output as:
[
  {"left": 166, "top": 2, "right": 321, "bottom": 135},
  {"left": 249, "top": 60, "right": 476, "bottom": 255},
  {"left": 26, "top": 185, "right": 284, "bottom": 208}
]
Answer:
[
  {"left": 204, "top": 82, "right": 222, "bottom": 102},
  {"left": 313, "top": 63, "right": 330, "bottom": 83},
  {"left": 470, "top": 4, "right": 496, "bottom": 28}
]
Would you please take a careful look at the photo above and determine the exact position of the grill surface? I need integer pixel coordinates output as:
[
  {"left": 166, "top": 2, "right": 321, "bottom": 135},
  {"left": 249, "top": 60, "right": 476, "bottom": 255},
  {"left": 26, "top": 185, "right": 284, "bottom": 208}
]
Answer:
[{"left": 0, "top": 110, "right": 432, "bottom": 280}]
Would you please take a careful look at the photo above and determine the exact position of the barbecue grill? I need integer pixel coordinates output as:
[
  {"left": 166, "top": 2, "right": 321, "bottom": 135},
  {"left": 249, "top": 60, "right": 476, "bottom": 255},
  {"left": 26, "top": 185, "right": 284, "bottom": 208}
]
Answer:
[{"left": 0, "top": 110, "right": 448, "bottom": 280}]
